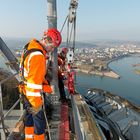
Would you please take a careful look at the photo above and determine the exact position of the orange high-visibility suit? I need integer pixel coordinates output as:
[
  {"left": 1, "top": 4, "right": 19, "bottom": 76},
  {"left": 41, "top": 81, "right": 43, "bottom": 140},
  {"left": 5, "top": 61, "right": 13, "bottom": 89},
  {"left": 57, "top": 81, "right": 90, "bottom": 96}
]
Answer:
[
  {"left": 20, "top": 39, "right": 52, "bottom": 140},
  {"left": 57, "top": 53, "right": 67, "bottom": 101}
]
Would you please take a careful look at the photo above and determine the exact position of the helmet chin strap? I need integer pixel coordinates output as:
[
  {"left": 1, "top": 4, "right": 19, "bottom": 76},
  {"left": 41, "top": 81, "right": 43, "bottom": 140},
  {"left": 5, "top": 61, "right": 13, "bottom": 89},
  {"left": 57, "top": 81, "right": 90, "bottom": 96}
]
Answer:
[
  {"left": 39, "top": 39, "right": 48, "bottom": 52},
  {"left": 42, "top": 39, "right": 55, "bottom": 52}
]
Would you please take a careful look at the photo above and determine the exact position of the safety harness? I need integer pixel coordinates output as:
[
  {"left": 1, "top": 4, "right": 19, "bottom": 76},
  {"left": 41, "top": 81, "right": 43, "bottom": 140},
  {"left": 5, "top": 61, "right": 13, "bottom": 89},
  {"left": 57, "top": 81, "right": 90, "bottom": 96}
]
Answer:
[{"left": 20, "top": 41, "right": 44, "bottom": 81}]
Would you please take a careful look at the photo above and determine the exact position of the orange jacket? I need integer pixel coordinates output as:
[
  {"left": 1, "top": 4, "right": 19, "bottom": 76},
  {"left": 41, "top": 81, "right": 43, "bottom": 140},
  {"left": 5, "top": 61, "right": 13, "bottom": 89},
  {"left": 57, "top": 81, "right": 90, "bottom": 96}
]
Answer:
[{"left": 20, "top": 39, "right": 52, "bottom": 108}]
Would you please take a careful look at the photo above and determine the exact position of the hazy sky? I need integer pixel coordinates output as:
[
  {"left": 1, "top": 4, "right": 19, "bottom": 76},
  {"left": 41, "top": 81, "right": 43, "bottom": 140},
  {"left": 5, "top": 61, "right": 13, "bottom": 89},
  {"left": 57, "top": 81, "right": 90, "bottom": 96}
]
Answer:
[{"left": 0, "top": 0, "right": 140, "bottom": 42}]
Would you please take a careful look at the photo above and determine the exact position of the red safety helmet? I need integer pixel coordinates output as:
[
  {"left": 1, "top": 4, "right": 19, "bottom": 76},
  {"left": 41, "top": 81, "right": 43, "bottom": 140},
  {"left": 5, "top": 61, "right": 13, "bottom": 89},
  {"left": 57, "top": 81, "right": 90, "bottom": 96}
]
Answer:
[
  {"left": 62, "top": 48, "right": 68, "bottom": 54},
  {"left": 44, "top": 28, "right": 62, "bottom": 47}
]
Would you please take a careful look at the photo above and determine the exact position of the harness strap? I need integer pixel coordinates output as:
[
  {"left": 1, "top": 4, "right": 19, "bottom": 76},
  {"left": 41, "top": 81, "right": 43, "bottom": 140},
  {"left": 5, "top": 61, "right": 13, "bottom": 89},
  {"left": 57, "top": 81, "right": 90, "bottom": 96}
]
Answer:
[{"left": 21, "top": 42, "right": 44, "bottom": 81}]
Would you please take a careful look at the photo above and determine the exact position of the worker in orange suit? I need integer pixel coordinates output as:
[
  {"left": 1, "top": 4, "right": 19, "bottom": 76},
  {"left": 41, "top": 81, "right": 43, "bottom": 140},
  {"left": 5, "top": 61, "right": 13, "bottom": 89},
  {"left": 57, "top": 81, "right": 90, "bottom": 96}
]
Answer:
[
  {"left": 58, "top": 48, "right": 68, "bottom": 102},
  {"left": 19, "top": 28, "right": 62, "bottom": 140}
]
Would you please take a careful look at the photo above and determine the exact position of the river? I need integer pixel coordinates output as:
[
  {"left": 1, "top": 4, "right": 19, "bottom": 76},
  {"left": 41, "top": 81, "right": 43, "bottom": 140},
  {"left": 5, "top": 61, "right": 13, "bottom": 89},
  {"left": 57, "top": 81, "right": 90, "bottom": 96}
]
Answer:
[
  {"left": 1, "top": 54, "right": 140, "bottom": 105},
  {"left": 76, "top": 56, "right": 140, "bottom": 106}
]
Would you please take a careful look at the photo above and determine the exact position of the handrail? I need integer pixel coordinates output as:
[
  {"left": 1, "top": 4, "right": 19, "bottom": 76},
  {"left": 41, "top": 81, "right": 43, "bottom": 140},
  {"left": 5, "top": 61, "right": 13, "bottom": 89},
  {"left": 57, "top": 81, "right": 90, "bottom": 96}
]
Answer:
[
  {"left": 0, "top": 81, "right": 7, "bottom": 138},
  {"left": 0, "top": 73, "right": 18, "bottom": 85},
  {"left": 0, "top": 99, "right": 20, "bottom": 125},
  {"left": 7, "top": 110, "right": 26, "bottom": 140},
  {"left": 0, "top": 72, "right": 20, "bottom": 121},
  {"left": 4, "top": 99, "right": 20, "bottom": 119}
]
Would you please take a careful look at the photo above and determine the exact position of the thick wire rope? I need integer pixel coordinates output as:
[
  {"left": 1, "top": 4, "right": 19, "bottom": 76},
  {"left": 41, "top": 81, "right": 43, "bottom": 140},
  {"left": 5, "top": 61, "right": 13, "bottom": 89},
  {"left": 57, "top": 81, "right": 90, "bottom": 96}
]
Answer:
[
  {"left": 73, "top": 16, "right": 76, "bottom": 50},
  {"left": 67, "top": 19, "right": 70, "bottom": 48},
  {"left": 68, "top": 21, "right": 74, "bottom": 45},
  {"left": 60, "top": 15, "right": 68, "bottom": 33}
]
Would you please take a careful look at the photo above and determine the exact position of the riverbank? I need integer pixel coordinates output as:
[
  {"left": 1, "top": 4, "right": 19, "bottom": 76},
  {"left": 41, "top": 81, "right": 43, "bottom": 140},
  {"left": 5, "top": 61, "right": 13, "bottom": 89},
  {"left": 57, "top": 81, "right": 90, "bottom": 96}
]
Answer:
[
  {"left": 78, "top": 69, "right": 120, "bottom": 79},
  {"left": 76, "top": 56, "right": 132, "bottom": 79},
  {"left": 77, "top": 54, "right": 140, "bottom": 79},
  {"left": 132, "top": 63, "right": 140, "bottom": 75},
  {"left": 134, "top": 69, "right": 140, "bottom": 75},
  {"left": 133, "top": 64, "right": 140, "bottom": 67},
  {"left": 77, "top": 58, "right": 120, "bottom": 79}
]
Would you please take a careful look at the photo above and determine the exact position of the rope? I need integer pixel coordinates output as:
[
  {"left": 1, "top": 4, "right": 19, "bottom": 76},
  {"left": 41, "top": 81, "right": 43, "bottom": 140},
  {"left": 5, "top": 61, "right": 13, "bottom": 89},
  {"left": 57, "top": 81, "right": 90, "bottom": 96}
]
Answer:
[
  {"left": 42, "top": 93, "right": 52, "bottom": 140},
  {"left": 67, "top": 19, "right": 70, "bottom": 47}
]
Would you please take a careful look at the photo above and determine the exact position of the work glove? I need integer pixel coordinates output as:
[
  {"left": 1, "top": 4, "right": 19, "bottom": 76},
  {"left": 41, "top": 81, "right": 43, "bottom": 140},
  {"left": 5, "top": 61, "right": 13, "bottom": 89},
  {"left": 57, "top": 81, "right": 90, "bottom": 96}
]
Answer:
[
  {"left": 27, "top": 105, "right": 42, "bottom": 116},
  {"left": 43, "top": 80, "right": 53, "bottom": 94}
]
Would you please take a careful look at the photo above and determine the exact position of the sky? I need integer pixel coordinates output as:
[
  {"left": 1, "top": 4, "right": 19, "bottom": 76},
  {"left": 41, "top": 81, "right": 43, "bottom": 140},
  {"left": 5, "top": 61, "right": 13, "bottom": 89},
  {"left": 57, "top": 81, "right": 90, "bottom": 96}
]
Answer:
[{"left": 0, "top": 0, "right": 140, "bottom": 42}]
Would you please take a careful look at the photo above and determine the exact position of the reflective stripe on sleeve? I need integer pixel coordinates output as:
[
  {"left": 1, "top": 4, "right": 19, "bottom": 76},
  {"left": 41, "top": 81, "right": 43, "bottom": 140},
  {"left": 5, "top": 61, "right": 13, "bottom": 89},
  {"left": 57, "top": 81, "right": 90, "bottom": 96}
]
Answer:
[
  {"left": 26, "top": 91, "right": 41, "bottom": 97},
  {"left": 27, "top": 82, "right": 42, "bottom": 89},
  {"left": 24, "top": 72, "right": 28, "bottom": 77},
  {"left": 25, "top": 134, "right": 34, "bottom": 139}
]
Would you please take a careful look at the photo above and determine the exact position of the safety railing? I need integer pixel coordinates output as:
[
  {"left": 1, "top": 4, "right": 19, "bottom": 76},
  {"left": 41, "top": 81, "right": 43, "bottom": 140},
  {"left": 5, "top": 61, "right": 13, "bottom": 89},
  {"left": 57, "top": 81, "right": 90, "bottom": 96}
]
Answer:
[
  {"left": 71, "top": 93, "right": 106, "bottom": 140},
  {"left": 0, "top": 73, "right": 21, "bottom": 139}
]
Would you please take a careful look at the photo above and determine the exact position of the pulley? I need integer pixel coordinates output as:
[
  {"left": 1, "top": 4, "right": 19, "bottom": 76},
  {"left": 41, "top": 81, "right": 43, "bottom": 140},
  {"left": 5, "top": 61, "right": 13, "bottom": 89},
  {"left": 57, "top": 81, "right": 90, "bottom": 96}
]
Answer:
[
  {"left": 68, "top": 0, "right": 78, "bottom": 23},
  {"left": 68, "top": 8, "right": 75, "bottom": 23},
  {"left": 67, "top": 48, "right": 74, "bottom": 64}
]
